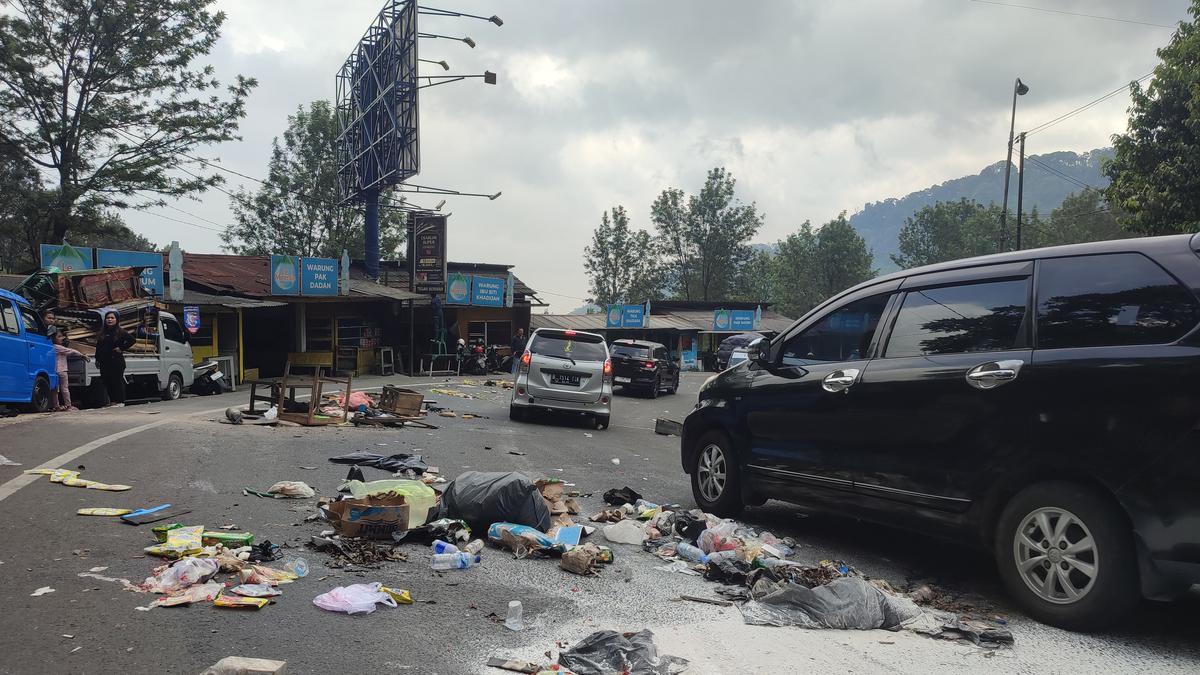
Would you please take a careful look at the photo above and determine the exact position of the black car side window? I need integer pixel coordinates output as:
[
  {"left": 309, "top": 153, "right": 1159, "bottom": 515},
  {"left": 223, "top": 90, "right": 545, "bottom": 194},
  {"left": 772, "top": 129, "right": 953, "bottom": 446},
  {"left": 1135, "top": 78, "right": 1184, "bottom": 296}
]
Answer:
[
  {"left": 161, "top": 317, "right": 185, "bottom": 344},
  {"left": 780, "top": 293, "right": 891, "bottom": 366},
  {"left": 1036, "top": 253, "right": 1200, "bottom": 349},
  {"left": 885, "top": 279, "right": 1029, "bottom": 358}
]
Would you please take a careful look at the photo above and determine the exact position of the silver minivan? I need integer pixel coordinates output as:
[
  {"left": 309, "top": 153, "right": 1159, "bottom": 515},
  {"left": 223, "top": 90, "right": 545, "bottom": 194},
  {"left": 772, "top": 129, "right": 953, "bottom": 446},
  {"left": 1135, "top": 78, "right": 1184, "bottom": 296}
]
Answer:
[{"left": 509, "top": 328, "right": 613, "bottom": 429}]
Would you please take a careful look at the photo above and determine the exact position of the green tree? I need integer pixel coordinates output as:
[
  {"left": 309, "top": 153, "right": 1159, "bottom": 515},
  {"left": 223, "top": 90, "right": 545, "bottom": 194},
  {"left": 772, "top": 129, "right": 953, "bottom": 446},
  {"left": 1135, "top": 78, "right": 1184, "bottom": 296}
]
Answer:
[
  {"left": 650, "top": 167, "right": 764, "bottom": 301},
  {"left": 732, "top": 248, "right": 776, "bottom": 303},
  {"left": 1026, "top": 190, "right": 1131, "bottom": 248},
  {"left": 0, "top": 0, "right": 256, "bottom": 248},
  {"left": 772, "top": 215, "right": 875, "bottom": 318},
  {"left": 582, "top": 205, "right": 658, "bottom": 305},
  {"left": 1104, "top": 1, "right": 1200, "bottom": 234},
  {"left": 224, "top": 101, "right": 406, "bottom": 258},
  {"left": 892, "top": 199, "right": 1002, "bottom": 268}
]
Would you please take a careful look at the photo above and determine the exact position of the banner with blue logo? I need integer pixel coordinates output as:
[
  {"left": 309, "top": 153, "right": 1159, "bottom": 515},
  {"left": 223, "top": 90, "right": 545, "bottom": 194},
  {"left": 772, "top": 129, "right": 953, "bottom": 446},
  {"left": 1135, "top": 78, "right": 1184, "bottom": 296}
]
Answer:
[
  {"left": 96, "top": 248, "right": 164, "bottom": 296},
  {"left": 270, "top": 254, "right": 300, "bottom": 295},
  {"left": 730, "top": 309, "right": 756, "bottom": 331},
  {"left": 446, "top": 272, "right": 471, "bottom": 304},
  {"left": 622, "top": 304, "right": 645, "bottom": 328},
  {"left": 300, "top": 257, "right": 338, "bottom": 296},
  {"left": 183, "top": 306, "right": 201, "bottom": 334},
  {"left": 606, "top": 304, "right": 623, "bottom": 329},
  {"left": 471, "top": 276, "right": 505, "bottom": 307},
  {"left": 40, "top": 243, "right": 93, "bottom": 271}
]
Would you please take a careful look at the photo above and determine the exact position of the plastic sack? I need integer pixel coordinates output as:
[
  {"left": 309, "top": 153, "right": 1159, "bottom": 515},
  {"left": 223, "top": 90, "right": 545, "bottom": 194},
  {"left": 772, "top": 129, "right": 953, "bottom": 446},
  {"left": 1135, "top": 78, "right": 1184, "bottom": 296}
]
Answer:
[
  {"left": 557, "top": 629, "right": 689, "bottom": 675},
  {"left": 267, "top": 481, "right": 315, "bottom": 498},
  {"left": 697, "top": 520, "right": 740, "bottom": 554},
  {"left": 437, "top": 471, "right": 551, "bottom": 532},
  {"left": 673, "top": 509, "right": 708, "bottom": 542},
  {"left": 602, "top": 520, "right": 647, "bottom": 545},
  {"left": 344, "top": 479, "right": 436, "bottom": 529},
  {"left": 738, "top": 577, "right": 923, "bottom": 629},
  {"left": 150, "top": 581, "right": 223, "bottom": 607},
  {"left": 313, "top": 582, "right": 398, "bottom": 614},
  {"left": 327, "top": 451, "right": 428, "bottom": 474},
  {"left": 230, "top": 583, "right": 282, "bottom": 597},
  {"left": 488, "top": 522, "right": 561, "bottom": 557},
  {"left": 141, "top": 556, "right": 220, "bottom": 593},
  {"left": 238, "top": 564, "right": 299, "bottom": 586}
]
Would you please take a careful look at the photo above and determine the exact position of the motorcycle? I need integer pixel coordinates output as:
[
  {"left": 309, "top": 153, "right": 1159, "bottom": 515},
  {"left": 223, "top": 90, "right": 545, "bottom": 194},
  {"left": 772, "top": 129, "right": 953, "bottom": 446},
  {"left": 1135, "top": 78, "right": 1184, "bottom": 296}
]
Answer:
[
  {"left": 190, "top": 360, "right": 226, "bottom": 396},
  {"left": 463, "top": 344, "right": 488, "bottom": 376},
  {"left": 485, "top": 345, "right": 505, "bottom": 373}
]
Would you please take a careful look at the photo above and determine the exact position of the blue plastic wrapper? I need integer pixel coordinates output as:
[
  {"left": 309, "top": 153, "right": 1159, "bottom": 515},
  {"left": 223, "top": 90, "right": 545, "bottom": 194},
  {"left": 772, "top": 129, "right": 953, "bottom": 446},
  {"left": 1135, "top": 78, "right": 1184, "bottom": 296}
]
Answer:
[{"left": 487, "top": 522, "right": 564, "bottom": 556}]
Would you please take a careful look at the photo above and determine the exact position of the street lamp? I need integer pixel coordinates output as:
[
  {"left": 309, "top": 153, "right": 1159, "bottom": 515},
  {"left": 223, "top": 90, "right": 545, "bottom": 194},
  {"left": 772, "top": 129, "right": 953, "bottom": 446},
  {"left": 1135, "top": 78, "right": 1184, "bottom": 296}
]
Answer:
[
  {"left": 999, "top": 77, "right": 1029, "bottom": 251},
  {"left": 420, "top": 58, "right": 450, "bottom": 70},
  {"left": 418, "top": 32, "right": 476, "bottom": 48}
]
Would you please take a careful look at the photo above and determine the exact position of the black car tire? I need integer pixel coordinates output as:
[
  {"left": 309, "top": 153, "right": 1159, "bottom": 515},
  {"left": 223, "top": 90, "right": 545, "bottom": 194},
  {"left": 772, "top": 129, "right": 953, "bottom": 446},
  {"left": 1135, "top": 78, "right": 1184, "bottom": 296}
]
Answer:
[
  {"left": 162, "top": 373, "right": 183, "bottom": 401},
  {"left": 668, "top": 373, "right": 679, "bottom": 395},
  {"left": 689, "top": 429, "right": 743, "bottom": 517},
  {"left": 26, "top": 375, "right": 52, "bottom": 413},
  {"left": 994, "top": 481, "right": 1139, "bottom": 631},
  {"left": 649, "top": 375, "right": 660, "bottom": 399},
  {"left": 595, "top": 414, "right": 610, "bottom": 430},
  {"left": 509, "top": 405, "right": 526, "bottom": 422}
]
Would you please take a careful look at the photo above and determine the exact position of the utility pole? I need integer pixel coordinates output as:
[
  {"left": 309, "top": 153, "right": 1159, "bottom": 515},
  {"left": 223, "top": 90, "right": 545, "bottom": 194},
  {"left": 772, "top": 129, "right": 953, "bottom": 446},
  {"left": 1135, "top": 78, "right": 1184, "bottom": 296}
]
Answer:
[
  {"left": 999, "top": 78, "right": 1029, "bottom": 251},
  {"left": 1015, "top": 132, "right": 1026, "bottom": 250}
]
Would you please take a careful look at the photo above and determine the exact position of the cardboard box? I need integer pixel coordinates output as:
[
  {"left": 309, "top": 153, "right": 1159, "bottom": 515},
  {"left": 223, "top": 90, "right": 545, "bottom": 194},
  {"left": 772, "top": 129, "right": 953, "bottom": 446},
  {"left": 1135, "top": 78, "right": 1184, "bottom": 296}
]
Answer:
[{"left": 322, "top": 495, "right": 411, "bottom": 540}]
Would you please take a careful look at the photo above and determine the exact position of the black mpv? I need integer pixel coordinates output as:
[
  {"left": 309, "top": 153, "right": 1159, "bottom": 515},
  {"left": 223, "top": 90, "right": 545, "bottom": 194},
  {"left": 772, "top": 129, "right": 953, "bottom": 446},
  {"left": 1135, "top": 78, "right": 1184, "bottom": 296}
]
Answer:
[{"left": 681, "top": 234, "right": 1200, "bottom": 631}]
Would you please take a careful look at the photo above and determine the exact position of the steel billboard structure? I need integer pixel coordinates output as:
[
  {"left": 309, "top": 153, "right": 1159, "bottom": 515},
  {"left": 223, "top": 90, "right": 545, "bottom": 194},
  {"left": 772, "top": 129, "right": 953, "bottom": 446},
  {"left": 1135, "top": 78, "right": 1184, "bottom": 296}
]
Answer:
[{"left": 336, "top": 0, "right": 420, "bottom": 279}]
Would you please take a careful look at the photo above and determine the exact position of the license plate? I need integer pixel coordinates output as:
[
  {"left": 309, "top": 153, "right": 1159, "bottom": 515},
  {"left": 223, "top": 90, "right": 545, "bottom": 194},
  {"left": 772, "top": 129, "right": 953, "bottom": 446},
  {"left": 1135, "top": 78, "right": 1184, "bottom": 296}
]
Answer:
[
  {"left": 211, "top": 371, "right": 224, "bottom": 381},
  {"left": 550, "top": 373, "right": 581, "bottom": 386},
  {"left": 615, "top": 376, "right": 631, "bottom": 383}
]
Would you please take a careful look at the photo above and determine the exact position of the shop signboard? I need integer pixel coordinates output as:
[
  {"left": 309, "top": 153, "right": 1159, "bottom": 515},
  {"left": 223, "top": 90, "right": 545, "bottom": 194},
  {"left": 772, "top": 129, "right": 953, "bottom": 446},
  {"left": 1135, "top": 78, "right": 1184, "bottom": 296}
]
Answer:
[
  {"left": 183, "top": 306, "right": 200, "bottom": 334},
  {"left": 300, "top": 257, "right": 338, "bottom": 296},
  {"left": 96, "top": 248, "right": 163, "bottom": 295},
  {"left": 730, "top": 309, "right": 756, "bottom": 331},
  {"left": 471, "top": 275, "right": 505, "bottom": 307},
  {"left": 606, "top": 304, "right": 623, "bottom": 329},
  {"left": 621, "top": 304, "right": 645, "bottom": 328},
  {"left": 446, "top": 272, "right": 471, "bottom": 304},
  {"left": 40, "top": 243, "right": 93, "bottom": 271},
  {"left": 712, "top": 309, "right": 731, "bottom": 331},
  {"left": 411, "top": 214, "right": 447, "bottom": 295},
  {"left": 270, "top": 254, "right": 300, "bottom": 295}
]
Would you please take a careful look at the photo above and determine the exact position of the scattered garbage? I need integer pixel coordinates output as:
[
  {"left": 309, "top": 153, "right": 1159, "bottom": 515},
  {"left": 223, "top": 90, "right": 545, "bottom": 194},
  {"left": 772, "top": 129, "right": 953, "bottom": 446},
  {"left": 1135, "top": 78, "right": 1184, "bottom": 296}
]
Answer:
[
  {"left": 653, "top": 418, "right": 683, "bottom": 436},
  {"left": 431, "top": 552, "right": 481, "bottom": 570},
  {"left": 438, "top": 471, "right": 552, "bottom": 532},
  {"left": 557, "top": 629, "right": 689, "bottom": 675},
  {"left": 141, "top": 557, "right": 220, "bottom": 593},
  {"left": 380, "top": 586, "right": 413, "bottom": 604},
  {"left": 603, "top": 519, "right": 647, "bottom": 545},
  {"left": 201, "top": 657, "right": 287, "bottom": 675},
  {"left": 0, "top": 454, "right": 21, "bottom": 466},
  {"left": 265, "top": 481, "right": 316, "bottom": 498},
  {"left": 603, "top": 487, "right": 642, "bottom": 506},
  {"left": 24, "top": 468, "right": 131, "bottom": 491},
  {"left": 327, "top": 451, "right": 428, "bottom": 474},
  {"left": 561, "top": 543, "right": 604, "bottom": 576},
  {"left": 488, "top": 522, "right": 563, "bottom": 558},
  {"left": 309, "top": 532, "right": 410, "bottom": 568},
  {"left": 312, "top": 582, "right": 398, "bottom": 614},
  {"left": 77, "top": 507, "right": 133, "bottom": 516},
  {"left": 121, "top": 504, "right": 191, "bottom": 525},
  {"left": 144, "top": 525, "right": 205, "bottom": 559},
  {"left": 504, "top": 600, "right": 524, "bottom": 631},
  {"left": 151, "top": 581, "right": 223, "bottom": 608},
  {"left": 213, "top": 593, "right": 269, "bottom": 609},
  {"left": 30, "top": 586, "right": 55, "bottom": 597}
]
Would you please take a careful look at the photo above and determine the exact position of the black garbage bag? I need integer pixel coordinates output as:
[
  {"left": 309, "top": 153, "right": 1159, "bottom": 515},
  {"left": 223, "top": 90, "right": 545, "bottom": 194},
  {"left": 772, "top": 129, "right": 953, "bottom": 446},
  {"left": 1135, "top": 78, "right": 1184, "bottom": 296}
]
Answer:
[
  {"left": 327, "top": 451, "right": 427, "bottom": 474},
  {"left": 436, "top": 471, "right": 551, "bottom": 532},
  {"left": 673, "top": 509, "right": 707, "bottom": 542},
  {"left": 558, "top": 629, "right": 689, "bottom": 675},
  {"left": 705, "top": 556, "right": 752, "bottom": 585},
  {"left": 738, "top": 577, "right": 923, "bottom": 629},
  {"left": 603, "top": 486, "right": 643, "bottom": 506}
]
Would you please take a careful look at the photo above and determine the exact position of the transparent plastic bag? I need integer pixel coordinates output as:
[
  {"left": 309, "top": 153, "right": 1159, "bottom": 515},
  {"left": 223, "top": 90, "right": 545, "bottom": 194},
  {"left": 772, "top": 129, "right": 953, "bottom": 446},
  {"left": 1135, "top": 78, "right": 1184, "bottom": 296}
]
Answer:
[
  {"left": 141, "top": 556, "right": 220, "bottom": 593},
  {"left": 312, "top": 582, "right": 397, "bottom": 614},
  {"left": 697, "top": 520, "right": 740, "bottom": 554}
]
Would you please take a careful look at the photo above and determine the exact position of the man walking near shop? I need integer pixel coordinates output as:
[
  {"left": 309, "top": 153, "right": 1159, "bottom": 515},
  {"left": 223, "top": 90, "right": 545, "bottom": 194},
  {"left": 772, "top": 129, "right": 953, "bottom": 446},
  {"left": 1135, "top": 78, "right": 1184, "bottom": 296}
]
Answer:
[{"left": 510, "top": 328, "right": 526, "bottom": 374}]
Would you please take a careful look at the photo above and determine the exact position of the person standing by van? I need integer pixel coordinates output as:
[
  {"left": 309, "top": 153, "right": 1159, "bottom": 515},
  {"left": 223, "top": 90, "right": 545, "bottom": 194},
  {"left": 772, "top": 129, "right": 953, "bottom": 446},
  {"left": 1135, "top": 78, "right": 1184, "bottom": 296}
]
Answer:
[
  {"left": 95, "top": 311, "right": 134, "bottom": 406},
  {"left": 50, "top": 330, "right": 88, "bottom": 411}
]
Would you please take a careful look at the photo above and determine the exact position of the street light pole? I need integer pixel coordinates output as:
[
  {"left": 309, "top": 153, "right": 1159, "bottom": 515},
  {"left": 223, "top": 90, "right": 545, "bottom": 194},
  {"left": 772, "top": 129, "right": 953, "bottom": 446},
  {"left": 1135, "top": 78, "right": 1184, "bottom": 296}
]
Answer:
[
  {"left": 1016, "top": 132, "right": 1026, "bottom": 250},
  {"left": 998, "top": 77, "right": 1029, "bottom": 251}
]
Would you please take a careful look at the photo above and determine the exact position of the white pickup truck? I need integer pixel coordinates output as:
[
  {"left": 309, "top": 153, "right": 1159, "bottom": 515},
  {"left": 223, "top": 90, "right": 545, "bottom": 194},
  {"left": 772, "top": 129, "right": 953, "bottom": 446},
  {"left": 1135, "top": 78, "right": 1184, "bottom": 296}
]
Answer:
[{"left": 68, "top": 310, "right": 195, "bottom": 405}]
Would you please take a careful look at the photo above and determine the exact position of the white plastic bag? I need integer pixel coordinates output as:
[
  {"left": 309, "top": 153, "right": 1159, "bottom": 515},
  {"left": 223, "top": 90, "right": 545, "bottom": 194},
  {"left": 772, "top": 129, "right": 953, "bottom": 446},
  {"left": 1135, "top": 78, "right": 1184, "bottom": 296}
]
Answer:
[
  {"left": 602, "top": 519, "right": 646, "bottom": 545},
  {"left": 312, "top": 582, "right": 397, "bottom": 614},
  {"left": 141, "top": 557, "right": 220, "bottom": 593},
  {"left": 268, "top": 481, "right": 316, "bottom": 498}
]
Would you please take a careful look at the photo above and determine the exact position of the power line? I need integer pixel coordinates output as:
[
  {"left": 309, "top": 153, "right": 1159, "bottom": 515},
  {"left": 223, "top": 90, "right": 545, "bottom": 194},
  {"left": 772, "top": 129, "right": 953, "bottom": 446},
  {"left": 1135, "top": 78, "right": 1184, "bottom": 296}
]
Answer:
[
  {"left": 1023, "top": 72, "right": 1153, "bottom": 138},
  {"left": 141, "top": 209, "right": 226, "bottom": 234},
  {"left": 1024, "top": 155, "right": 1102, "bottom": 192},
  {"left": 967, "top": 0, "right": 1175, "bottom": 29}
]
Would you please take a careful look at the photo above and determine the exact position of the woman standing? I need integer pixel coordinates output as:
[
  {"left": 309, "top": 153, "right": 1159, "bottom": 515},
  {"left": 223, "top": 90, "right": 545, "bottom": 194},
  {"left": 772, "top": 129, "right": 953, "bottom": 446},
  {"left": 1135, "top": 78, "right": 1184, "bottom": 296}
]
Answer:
[{"left": 95, "top": 311, "right": 134, "bottom": 406}]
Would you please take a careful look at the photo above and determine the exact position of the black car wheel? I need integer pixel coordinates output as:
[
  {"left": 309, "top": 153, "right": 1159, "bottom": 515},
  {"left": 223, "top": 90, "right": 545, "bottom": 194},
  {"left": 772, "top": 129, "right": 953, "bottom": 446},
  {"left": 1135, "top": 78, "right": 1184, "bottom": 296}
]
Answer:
[
  {"left": 689, "top": 430, "right": 743, "bottom": 517},
  {"left": 994, "top": 481, "right": 1138, "bottom": 631},
  {"left": 162, "top": 373, "right": 183, "bottom": 401},
  {"left": 649, "top": 375, "right": 660, "bottom": 399},
  {"left": 26, "top": 375, "right": 52, "bottom": 413},
  {"left": 668, "top": 372, "right": 679, "bottom": 395}
]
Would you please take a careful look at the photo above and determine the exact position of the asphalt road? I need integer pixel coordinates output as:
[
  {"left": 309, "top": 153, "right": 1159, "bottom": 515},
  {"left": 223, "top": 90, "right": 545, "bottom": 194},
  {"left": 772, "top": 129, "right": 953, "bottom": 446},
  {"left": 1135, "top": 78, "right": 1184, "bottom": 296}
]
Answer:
[{"left": 0, "top": 373, "right": 1196, "bottom": 674}]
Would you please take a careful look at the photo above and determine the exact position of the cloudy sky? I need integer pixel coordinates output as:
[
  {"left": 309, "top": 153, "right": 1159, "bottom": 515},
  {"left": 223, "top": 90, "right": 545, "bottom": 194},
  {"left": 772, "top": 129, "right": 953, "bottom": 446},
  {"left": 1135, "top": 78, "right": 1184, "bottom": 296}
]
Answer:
[{"left": 120, "top": 0, "right": 1192, "bottom": 311}]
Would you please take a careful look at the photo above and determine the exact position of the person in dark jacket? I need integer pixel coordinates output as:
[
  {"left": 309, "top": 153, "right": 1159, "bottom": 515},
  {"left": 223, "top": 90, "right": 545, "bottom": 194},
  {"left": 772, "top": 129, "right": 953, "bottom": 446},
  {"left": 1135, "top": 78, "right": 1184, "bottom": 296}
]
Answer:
[
  {"left": 95, "top": 311, "right": 135, "bottom": 406},
  {"left": 509, "top": 328, "right": 527, "bottom": 374}
]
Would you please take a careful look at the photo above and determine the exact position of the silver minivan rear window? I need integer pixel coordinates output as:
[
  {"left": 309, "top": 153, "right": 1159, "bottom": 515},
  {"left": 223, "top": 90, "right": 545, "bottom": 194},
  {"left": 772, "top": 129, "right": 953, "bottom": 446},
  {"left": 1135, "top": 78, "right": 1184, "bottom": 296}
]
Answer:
[{"left": 530, "top": 333, "right": 607, "bottom": 361}]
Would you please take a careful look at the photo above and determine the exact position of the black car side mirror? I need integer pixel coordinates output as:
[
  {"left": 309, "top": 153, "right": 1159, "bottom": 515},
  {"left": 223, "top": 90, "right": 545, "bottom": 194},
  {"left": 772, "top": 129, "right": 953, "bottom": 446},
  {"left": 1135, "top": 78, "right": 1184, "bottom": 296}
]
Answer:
[{"left": 750, "top": 337, "right": 770, "bottom": 367}]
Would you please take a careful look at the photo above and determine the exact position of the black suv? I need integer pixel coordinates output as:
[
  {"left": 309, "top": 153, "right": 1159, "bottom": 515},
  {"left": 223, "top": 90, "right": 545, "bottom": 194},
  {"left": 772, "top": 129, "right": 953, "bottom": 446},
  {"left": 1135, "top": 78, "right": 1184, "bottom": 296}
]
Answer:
[
  {"left": 681, "top": 235, "right": 1200, "bottom": 630},
  {"left": 610, "top": 339, "right": 680, "bottom": 397}
]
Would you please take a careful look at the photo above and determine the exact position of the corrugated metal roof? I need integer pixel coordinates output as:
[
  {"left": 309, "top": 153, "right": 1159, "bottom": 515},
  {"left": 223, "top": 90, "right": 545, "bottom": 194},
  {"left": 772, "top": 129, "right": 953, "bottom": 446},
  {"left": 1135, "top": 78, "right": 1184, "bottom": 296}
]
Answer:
[
  {"left": 166, "top": 289, "right": 287, "bottom": 309},
  {"left": 348, "top": 279, "right": 423, "bottom": 302},
  {"left": 661, "top": 310, "right": 795, "bottom": 334},
  {"left": 181, "top": 253, "right": 273, "bottom": 297}
]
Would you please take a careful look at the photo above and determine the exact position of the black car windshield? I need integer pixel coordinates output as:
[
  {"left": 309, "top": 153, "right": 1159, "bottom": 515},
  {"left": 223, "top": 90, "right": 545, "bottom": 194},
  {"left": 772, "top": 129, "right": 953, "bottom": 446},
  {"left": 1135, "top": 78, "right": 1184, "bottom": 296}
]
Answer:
[
  {"left": 611, "top": 344, "right": 650, "bottom": 358},
  {"left": 529, "top": 333, "right": 607, "bottom": 362}
]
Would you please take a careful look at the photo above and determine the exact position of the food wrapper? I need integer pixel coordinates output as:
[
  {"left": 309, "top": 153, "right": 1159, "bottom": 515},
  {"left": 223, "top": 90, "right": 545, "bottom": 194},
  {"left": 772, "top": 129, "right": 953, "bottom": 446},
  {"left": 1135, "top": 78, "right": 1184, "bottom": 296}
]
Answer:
[
  {"left": 380, "top": 586, "right": 413, "bottom": 604},
  {"left": 144, "top": 525, "right": 204, "bottom": 559},
  {"left": 151, "top": 581, "right": 223, "bottom": 607},
  {"left": 213, "top": 593, "right": 269, "bottom": 609},
  {"left": 237, "top": 564, "right": 298, "bottom": 586},
  {"left": 77, "top": 508, "right": 133, "bottom": 516}
]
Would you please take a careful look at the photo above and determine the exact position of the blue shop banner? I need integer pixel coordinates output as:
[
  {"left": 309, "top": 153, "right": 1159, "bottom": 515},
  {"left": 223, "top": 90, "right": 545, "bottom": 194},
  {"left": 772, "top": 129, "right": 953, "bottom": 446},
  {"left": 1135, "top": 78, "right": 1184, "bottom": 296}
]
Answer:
[
  {"left": 40, "top": 243, "right": 93, "bottom": 271},
  {"left": 730, "top": 309, "right": 756, "bottom": 331},
  {"left": 270, "top": 254, "right": 300, "bottom": 295},
  {"left": 96, "top": 248, "right": 163, "bottom": 296},
  {"left": 622, "top": 304, "right": 645, "bottom": 328},
  {"left": 446, "top": 272, "right": 471, "bottom": 304},
  {"left": 300, "top": 257, "right": 338, "bottom": 296},
  {"left": 471, "top": 275, "right": 505, "bottom": 307}
]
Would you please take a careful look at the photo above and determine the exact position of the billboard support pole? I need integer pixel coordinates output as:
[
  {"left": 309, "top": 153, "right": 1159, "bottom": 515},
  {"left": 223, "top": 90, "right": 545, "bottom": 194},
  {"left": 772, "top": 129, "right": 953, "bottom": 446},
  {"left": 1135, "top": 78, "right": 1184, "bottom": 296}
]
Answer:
[{"left": 364, "top": 189, "right": 380, "bottom": 279}]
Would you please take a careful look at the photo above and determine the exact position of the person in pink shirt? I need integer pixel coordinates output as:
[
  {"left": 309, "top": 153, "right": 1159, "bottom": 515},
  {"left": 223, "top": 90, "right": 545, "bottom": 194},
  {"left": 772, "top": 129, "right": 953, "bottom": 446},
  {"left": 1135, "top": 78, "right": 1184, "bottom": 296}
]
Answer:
[{"left": 50, "top": 330, "right": 89, "bottom": 411}]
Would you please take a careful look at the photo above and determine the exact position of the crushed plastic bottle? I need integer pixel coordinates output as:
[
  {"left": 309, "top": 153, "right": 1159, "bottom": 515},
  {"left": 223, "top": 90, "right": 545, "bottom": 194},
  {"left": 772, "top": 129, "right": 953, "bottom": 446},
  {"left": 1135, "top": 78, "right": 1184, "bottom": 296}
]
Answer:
[
  {"left": 675, "top": 542, "right": 709, "bottom": 564},
  {"left": 284, "top": 558, "right": 309, "bottom": 578},
  {"left": 504, "top": 600, "right": 524, "bottom": 631},
  {"left": 431, "top": 552, "right": 481, "bottom": 570},
  {"left": 462, "top": 539, "right": 485, "bottom": 555},
  {"left": 432, "top": 539, "right": 459, "bottom": 554}
]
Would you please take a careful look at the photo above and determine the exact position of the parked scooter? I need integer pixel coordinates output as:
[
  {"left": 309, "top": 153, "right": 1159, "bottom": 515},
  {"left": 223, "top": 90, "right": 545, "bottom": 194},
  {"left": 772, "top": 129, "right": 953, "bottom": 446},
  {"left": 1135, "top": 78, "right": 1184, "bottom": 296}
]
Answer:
[
  {"left": 190, "top": 360, "right": 226, "bottom": 396},
  {"left": 464, "top": 344, "right": 488, "bottom": 376}
]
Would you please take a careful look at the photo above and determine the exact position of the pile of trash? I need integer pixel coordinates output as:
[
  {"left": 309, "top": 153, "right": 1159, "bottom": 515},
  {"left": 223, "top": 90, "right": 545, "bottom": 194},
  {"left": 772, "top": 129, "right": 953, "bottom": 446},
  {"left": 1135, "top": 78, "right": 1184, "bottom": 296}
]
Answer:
[{"left": 488, "top": 629, "right": 688, "bottom": 675}]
